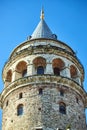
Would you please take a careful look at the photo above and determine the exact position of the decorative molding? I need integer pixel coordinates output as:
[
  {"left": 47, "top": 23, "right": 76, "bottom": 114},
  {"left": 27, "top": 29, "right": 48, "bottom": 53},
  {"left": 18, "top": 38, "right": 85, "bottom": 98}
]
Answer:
[{"left": 1, "top": 75, "right": 86, "bottom": 106}]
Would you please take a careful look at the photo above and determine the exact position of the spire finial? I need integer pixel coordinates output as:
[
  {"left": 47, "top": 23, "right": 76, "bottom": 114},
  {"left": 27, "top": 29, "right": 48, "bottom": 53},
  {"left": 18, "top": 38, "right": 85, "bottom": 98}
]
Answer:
[{"left": 40, "top": 7, "right": 44, "bottom": 20}]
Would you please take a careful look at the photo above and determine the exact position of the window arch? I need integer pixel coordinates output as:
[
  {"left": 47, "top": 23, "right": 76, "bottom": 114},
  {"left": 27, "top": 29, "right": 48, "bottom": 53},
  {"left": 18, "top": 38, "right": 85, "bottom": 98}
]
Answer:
[
  {"left": 52, "top": 58, "right": 65, "bottom": 76},
  {"left": 6, "top": 69, "right": 12, "bottom": 82},
  {"left": 16, "top": 61, "right": 27, "bottom": 78},
  {"left": 33, "top": 57, "right": 46, "bottom": 75},
  {"left": 70, "top": 65, "right": 78, "bottom": 78},
  {"left": 17, "top": 104, "right": 23, "bottom": 116},
  {"left": 59, "top": 102, "right": 66, "bottom": 114}
]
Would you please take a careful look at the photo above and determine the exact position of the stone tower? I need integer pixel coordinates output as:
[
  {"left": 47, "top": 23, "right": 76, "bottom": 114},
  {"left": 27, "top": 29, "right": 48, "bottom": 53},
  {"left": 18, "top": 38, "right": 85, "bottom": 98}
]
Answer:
[{"left": 0, "top": 9, "right": 87, "bottom": 130}]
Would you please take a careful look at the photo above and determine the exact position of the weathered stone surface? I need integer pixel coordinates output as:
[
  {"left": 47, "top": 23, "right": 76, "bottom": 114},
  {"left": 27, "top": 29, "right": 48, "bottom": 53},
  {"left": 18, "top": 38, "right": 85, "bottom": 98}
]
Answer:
[{"left": 1, "top": 83, "right": 86, "bottom": 130}]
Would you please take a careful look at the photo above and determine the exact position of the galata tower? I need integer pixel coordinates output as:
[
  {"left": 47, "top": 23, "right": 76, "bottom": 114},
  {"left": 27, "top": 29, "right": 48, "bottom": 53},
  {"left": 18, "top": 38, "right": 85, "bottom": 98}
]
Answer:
[{"left": 0, "top": 9, "right": 87, "bottom": 130}]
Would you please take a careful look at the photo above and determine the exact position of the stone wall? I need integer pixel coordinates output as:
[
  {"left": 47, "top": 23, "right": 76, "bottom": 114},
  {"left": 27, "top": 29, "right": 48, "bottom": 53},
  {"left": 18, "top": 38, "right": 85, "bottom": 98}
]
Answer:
[
  {"left": 2, "top": 83, "right": 86, "bottom": 130},
  {"left": 1, "top": 39, "right": 86, "bottom": 130}
]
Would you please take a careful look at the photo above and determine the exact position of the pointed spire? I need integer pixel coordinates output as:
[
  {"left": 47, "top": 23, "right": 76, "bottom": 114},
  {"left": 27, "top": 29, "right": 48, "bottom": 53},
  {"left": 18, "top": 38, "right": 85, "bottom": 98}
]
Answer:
[
  {"left": 31, "top": 8, "right": 57, "bottom": 40},
  {"left": 40, "top": 7, "right": 44, "bottom": 20}
]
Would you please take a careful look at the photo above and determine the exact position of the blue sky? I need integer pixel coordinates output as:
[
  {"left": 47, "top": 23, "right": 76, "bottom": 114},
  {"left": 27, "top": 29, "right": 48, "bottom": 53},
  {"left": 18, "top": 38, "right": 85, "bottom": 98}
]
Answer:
[{"left": 0, "top": 0, "right": 87, "bottom": 128}]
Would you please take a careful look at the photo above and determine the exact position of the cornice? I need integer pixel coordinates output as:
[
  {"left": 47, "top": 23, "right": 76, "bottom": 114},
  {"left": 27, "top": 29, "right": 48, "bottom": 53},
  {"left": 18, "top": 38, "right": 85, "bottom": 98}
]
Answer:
[
  {"left": 1, "top": 75, "right": 86, "bottom": 108},
  {"left": 9, "top": 38, "right": 75, "bottom": 58}
]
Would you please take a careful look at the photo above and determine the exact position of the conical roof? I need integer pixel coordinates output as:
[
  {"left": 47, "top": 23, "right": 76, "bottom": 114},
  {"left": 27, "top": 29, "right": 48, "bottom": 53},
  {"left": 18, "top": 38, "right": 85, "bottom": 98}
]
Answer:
[{"left": 31, "top": 9, "right": 57, "bottom": 40}]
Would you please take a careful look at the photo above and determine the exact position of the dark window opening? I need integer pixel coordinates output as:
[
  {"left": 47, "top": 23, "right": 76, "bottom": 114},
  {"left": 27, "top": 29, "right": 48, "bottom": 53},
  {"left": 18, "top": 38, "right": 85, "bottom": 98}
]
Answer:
[
  {"left": 60, "top": 90, "right": 64, "bottom": 96},
  {"left": 38, "top": 107, "right": 41, "bottom": 111},
  {"left": 39, "top": 88, "right": 43, "bottom": 95},
  {"left": 22, "top": 69, "right": 27, "bottom": 77},
  {"left": 11, "top": 120, "right": 13, "bottom": 123},
  {"left": 59, "top": 103, "right": 66, "bottom": 114},
  {"left": 54, "top": 67, "right": 60, "bottom": 75},
  {"left": 17, "top": 104, "right": 23, "bottom": 116},
  {"left": 78, "top": 116, "right": 80, "bottom": 119},
  {"left": 37, "top": 66, "right": 44, "bottom": 75},
  {"left": 6, "top": 100, "right": 8, "bottom": 106},
  {"left": 76, "top": 97, "right": 79, "bottom": 103},
  {"left": 19, "top": 93, "right": 23, "bottom": 99}
]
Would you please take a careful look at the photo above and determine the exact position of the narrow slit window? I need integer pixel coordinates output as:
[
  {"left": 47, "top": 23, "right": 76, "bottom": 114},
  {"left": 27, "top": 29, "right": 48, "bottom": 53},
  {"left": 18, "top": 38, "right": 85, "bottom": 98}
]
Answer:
[
  {"left": 39, "top": 88, "right": 43, "bottom": 95},
  {"left": 19, "top": 93, "right": 23, "bottom": 99},
  {"left": 76, "top": 97, "right": 79, "bottom": 103},
  {"left": 6, "top": 100, "right": 9, "bottom": 106},
  {"left": 60, "top": 90, "right": 64, "bottom": 96}
]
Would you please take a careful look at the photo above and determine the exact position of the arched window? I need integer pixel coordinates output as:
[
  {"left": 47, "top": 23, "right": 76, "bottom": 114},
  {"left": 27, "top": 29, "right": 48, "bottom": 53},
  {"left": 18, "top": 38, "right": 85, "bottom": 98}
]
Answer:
[
  {"left": 16, "top": 61, "right": 27, "bottom": 79},
  {"left": 19, "top": 93, "right": 23, "bottom": 99},
  {"left": 17, "top": 104, "right": 23, "bottom": 116},
  {"left": 37, "top": 66, "right": 44, "bottom": 75},
  {"left": 33, "top": 57, "right": 46, "bottom": 75},
  {"left": 70, "top": 65, "right": 78, "bottom": 78},
  {"left": 6, "top": 69, "right": 12, "bottom": 82},
  {"left": 59, "top": 102, "right": 66, "bottom": 114},
  {"left": 52, "top": 58, "right": 65, "bottom": 76}
]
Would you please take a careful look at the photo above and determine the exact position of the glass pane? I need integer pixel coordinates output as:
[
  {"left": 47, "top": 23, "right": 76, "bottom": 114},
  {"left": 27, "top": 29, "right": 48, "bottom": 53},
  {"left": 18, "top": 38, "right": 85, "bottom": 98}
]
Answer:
[
  {"left": 37, "top": 66, "right": 44, "bottom": 75},
  {"left": 17, "top": 105, "right": 23, "bottom": 116}
]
